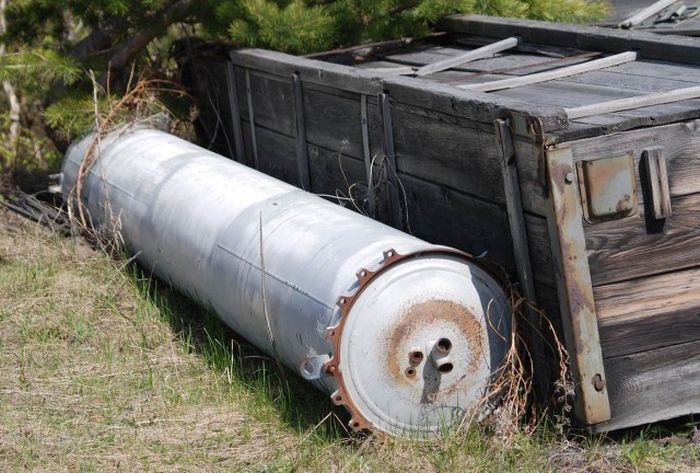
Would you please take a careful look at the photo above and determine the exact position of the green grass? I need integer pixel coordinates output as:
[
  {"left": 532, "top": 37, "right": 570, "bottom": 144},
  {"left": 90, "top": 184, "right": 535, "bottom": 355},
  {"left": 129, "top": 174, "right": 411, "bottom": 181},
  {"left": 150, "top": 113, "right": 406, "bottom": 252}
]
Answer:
[{"left": 0, "top": 208, "right": 698, "bottom": 472}]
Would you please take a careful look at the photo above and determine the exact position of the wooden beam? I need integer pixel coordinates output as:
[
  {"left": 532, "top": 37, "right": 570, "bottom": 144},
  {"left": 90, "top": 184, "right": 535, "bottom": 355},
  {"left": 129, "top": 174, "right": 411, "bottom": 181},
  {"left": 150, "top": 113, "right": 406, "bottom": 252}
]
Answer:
[
  {"left": 292, "top": 73, "right": 311, "bottom": 190},
  {"left": 494, "top": 118, "right": 548, "bottom": 401},
  {"left": 458, "top": 52, "right": 637, "bottom": 92},
  {"left": 439, "top": 14, "right": 700, "bottom": 66},
  {"left": 619, "top": 0, "right": 679, "bottom": 28},
  {"left": 225, "top": 62, "right": 246, "bottom": 163},
  {"left": 244, "top": 69, "right": 260, "bottom": 169},
  {"left": 412, "top": 37, "right": 519, "bottom": 76},
  {"left": 380, "top": 93, "right": 404, "bottom": 230},
  {"left": 565, "top": 85, "right": 700, "bottom": 119}
]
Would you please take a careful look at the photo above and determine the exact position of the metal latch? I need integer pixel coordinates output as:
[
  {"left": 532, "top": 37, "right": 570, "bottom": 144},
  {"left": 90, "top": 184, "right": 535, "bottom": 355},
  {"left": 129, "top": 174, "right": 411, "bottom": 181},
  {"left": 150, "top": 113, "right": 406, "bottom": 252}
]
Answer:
[{"left": 577, "top": 151, "right": 638, "bottom": 223}]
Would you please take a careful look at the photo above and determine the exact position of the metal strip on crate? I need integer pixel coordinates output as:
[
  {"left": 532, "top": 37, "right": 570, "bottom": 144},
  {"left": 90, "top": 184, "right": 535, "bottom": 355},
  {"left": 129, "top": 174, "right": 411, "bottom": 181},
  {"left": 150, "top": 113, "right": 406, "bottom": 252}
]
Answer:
[{"left": 545, "top": 146, "right": 611, "bottom": 425}]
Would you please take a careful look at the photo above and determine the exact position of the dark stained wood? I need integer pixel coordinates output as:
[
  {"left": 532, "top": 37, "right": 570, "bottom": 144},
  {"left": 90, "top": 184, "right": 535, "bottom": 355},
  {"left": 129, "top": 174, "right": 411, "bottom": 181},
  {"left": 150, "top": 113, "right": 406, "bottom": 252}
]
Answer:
[
  {"left": 586, "top": 192, "right": 700, "bottom": 286},
  {"left": 292, "top": 73, "right": 311, "bottom": 190},
  {"left": 390, "top": 103, "right": 504, "bottom": 203},
  {"left": 525, "top": 213, "right": 556, "bottom": 288},
  {"left": 439, "top": 14, "right": 700, "bottom": 66},
  {"left": 641, "top": 147, "right": 672, "bottom": 220},
  {"left": 382, "top": 74, "right": 568, "bottom": 133},
  {"left": 399, "top": 172, "right": 515, "bottom": 271},
  {"left": 230, "top": 49, "right": 385, "bottom": 95},
  {"left": 595, "top": 266, "right": 700, "bottom": 358},
  {"left": 241, "top": 122, "right": 297, "bottom": 184},
  {"left": 595, "top": 339, "right": 700, "bottom": 432}
]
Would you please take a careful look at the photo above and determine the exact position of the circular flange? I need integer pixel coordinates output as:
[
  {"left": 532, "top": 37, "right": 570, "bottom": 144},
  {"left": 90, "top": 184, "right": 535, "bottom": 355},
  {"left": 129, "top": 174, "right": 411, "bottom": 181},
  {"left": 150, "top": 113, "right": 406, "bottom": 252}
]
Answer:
[{"left": 325, "top": 248, "right": 511, "bottom": 437}]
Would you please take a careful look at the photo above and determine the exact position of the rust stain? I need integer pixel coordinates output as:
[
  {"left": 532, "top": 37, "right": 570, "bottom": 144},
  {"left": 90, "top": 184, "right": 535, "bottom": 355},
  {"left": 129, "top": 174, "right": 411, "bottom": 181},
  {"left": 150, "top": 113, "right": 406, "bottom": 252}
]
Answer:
[{"left": 386, "top": 299, "right": 483, "bottom": 388}]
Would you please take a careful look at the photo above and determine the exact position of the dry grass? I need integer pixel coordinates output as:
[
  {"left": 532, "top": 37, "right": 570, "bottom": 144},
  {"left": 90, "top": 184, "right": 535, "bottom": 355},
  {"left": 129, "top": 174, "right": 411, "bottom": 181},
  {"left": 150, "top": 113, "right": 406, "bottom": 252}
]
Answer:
[{"left": 1, "top": 207, "right": 698, "bottom": 472}]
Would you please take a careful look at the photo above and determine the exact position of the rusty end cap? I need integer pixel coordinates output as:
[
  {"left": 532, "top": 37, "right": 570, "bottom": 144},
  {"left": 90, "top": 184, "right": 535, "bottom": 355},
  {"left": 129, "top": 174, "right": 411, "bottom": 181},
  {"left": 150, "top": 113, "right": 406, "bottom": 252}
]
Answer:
[{"left": 323, "top": 247, "right": 511, "bottom": 437}]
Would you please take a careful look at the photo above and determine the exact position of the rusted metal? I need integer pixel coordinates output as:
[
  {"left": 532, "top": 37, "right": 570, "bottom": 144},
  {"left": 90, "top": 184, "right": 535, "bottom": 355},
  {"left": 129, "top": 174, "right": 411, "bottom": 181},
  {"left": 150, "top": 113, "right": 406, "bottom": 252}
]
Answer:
[
  {"left": 545, "top": 145, "right": 611, "bottom": 425},
  {"left": 324, "top": 247, "right": 509, "bottom": 434},
  {"left": 577, "top": 152, "right": 638, "bottom": 223}
]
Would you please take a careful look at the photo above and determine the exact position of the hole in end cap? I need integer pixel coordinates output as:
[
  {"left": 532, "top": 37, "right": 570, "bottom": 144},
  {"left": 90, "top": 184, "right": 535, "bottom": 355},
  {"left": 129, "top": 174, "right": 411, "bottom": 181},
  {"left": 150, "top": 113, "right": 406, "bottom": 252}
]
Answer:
[
  {"left": 436, "top": 338, "right": 452, "bottom": 353},
  {"left": 438, "top": 362, "right": 454, "bottom": 374}
]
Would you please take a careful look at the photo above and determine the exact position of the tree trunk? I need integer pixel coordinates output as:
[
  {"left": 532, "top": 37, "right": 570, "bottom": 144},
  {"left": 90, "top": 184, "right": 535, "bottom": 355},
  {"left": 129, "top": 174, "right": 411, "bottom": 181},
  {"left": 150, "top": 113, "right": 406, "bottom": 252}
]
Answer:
[{"left": 0, "top": 0, "right": 21, "bottom": 167}]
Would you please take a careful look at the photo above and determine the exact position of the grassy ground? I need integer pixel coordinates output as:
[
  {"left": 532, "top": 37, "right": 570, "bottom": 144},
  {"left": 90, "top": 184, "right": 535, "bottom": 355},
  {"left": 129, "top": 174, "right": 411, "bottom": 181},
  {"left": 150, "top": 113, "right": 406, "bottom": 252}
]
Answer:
[{"left": 0, "top": 207, "right": 698, "bottom": 472}]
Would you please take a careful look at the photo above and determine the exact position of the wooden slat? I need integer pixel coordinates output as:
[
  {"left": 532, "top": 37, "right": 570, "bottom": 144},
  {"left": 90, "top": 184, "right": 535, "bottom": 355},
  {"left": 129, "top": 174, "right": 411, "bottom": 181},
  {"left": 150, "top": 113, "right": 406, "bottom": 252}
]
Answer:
[
  {"left": 594, "top": 339, "right": 700, "bottom": 432},
  {"left": 412, "top": 37, "right": 519, "bottom": 76},
  {"left": 225, "top": 63, "right": 246, "bottom": 163},
  {"left": 586, "top": 192, "right": 700, "bottom": 286},
  {"left": 641, "top": 147, "right": 672, "bottom": 220},
  {"left": 398, "top": 173, "right": 515, "bottom": 270},
  {"left": 566, "top": 85, "right": 700, "bottom": 119},
  {"left": 292, "top": 73, "right": 311, "bottom": 190},
  {"left": 595, "top": 266, "right": 700, "bottom": 358},
  {"left": 245, "top": 69, "right": 260, "bottom": 168},
  {"left": 390, "top": 104, "right": 504, "bottom": 204},
  {"left": 618, "top": 0, "right": 679, "bottom": 28},
  {"left": 458, "top": 52, "right": 637, "bottom": 92},
  {"left": 439, "top": 14, "right": 700, "bottom": 66}
]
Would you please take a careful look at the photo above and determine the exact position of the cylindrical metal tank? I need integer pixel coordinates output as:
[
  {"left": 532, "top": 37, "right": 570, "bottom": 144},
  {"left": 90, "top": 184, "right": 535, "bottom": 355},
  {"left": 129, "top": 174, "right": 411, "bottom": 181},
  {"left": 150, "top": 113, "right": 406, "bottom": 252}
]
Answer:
[{"left": 61, "top": 127, "right": 511, "bottom": 437}]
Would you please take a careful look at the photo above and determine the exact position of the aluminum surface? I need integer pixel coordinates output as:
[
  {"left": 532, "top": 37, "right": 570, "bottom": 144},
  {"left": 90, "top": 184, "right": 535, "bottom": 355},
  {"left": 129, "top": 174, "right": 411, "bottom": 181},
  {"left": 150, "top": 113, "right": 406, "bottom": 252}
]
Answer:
[{"left": 61, "top": 128, "right": 511, "bottom": 437}]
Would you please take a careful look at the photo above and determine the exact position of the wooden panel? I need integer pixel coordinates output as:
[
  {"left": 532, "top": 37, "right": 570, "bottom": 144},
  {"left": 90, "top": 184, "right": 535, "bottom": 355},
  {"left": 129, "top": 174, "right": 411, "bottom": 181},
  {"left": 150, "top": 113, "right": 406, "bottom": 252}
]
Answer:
[
  {"left": 236, "top": 69, "right": 296, "bottom": 137},
  {"left": 439, "top": 14, "right": 700, "bottom": 66},
  {"left": 184, "top": 58, "right": 237, "bottom": 158},
  {"left": 399, "top": 173, "right": 515, "bottom": 271},
  {"left": 595, "top": 266, "right": 700, "bottom": 358},
  {"left": 586, "top": 192, "right": 700, "bottom": 286},
  {"left": 241, "top": 122, "right": 298, "bottom": 185},
  {"left": 303, "top": 88, "right": 383, "bottom": 161},
  {"left": 569, "top": 119, "right": 700, "bottom": 201},
  {"left": 525, "top": 213, "right": 556, "bottom": 288},
  {"left": 596, "top": 340, "right": 700, "bottom": 431},
  {"left": 390, "top": 105, "right": 504, "bottom": 203}
]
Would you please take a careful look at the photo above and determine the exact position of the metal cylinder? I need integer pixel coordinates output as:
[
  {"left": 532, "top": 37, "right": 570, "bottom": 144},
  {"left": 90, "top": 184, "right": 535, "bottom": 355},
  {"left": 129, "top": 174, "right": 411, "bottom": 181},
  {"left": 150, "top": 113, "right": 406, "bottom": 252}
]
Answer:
[{"left": 61, "top": 128, "right": 511, "bottom": 437}]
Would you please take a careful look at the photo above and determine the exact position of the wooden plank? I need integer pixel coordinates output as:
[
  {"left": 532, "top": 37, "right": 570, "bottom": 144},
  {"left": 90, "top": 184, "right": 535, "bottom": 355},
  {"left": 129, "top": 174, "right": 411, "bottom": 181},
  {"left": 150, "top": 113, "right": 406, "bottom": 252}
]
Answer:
[
  {"left": 641, "top": 147, "right": 672, "bottom": 219},
  {"left": 618, "top": 0, "right": 679, "bottom": 27},
  {"left": 244, "top": 69, "right": 260, "bottom": 169},
  {"left": 566, "top": 85, "right": 700, "bottom": 119},
  {"left": 594, "top": 339, "right": 700, "bottom": 432},
  {"left": 545, "top": 146, "right": 611, "bottom": 425},
  {"left": 390, "top": 104, "right": 505, "bottom": 204},
  {"left": 382, "top": 75, "right": 568, "bottom": 133},
  {"left": 586, "top": 192, "right": 700, "bottom": 286},
  {"left": 458, "top": 52, "right": 637, "bottom": 92},
  {"left": 439, "top": 14, "right": 700, "bottom": 66},
  {"left": 292, "top": 73, "right": 311, "bottom": 190},
  {"left": 381, "top": 93, "right": 403, "bottom": 230},
  {"left": 225, "top": 62, "right": 246, "bottom": 163},
  {"left": 595, "top": 266, "right": 700, "bottom": 358},
  {"left": 495, "top": 118, "right": 548, "bottom": 401},
  {"left": 230, "top": 48, "right": 385, "bottom": 95},
  {"left": 525, "top": 213, "right": 557, "bottom": 288},
  {"left": 413, "top": 37, "right": 520, "bottom": 76},
  {"left": 398, "top": 173, "right": 515, "bottom": 271},
  {"left": 241, "top": 123, "right": 296, "bottom": 183},
  {"left": 301, "top": 87, "right": 383, "bottom": 162}
]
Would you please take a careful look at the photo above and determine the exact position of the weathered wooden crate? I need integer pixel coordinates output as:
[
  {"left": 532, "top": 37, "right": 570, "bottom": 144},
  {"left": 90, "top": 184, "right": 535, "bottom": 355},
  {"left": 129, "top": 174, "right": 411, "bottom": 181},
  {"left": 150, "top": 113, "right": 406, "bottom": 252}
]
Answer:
[{"left": 181, "top": 15, "right": 700, "bottom": 432}]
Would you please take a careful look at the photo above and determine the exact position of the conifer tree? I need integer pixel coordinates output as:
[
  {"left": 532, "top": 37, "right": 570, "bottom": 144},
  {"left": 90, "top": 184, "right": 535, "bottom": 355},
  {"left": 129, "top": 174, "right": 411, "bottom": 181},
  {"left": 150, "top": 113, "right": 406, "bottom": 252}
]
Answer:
[{"left": 0, "top": 0, "right": 609, "bottom": 165}]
